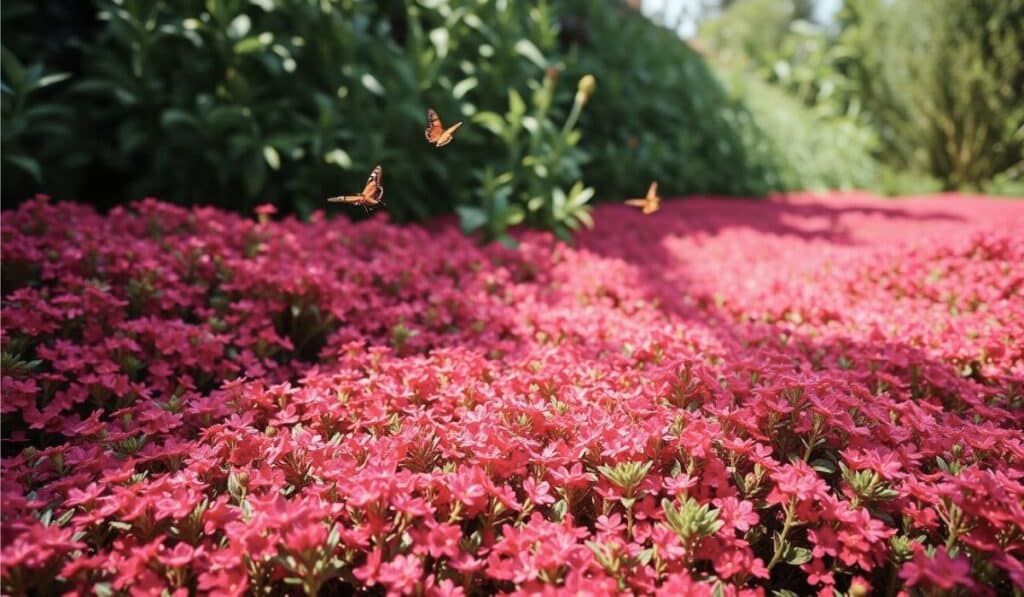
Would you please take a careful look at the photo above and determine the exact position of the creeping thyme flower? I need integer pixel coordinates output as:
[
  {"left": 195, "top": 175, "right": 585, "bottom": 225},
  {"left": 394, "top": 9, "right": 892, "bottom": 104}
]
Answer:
[{"left": 1, "top": 193, "right": 1022, "bottom": 594}]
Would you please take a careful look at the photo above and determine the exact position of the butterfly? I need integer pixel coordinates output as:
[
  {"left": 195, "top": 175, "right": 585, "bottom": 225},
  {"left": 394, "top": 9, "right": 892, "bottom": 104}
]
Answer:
[
  {"left": 625, "top": 181, "right": 660, "bottom": 215},
  {"left": 327, "top": 165, "right": 384, "bottom": 209},
  {"left": 424, "top": 108, "right": 463, "bottom": 148}
]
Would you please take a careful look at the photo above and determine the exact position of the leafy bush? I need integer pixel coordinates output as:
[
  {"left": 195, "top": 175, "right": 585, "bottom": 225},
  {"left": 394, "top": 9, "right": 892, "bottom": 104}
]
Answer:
[
  {"left": 700, "top": 0, "right": 1024, "bottom": 193},
  {"left": 2, "top": 0, "right": 803, "bottom": 235},
  {"left": 565, "top": 0, "right": 783, "bottom": 197},
  {"left": 723, "top": 74, "right": 879, "bottom": 192},
  {"left": 0, "top": 47, "right": 81, "bottom": 197},
  {"left": 838, "top": 0, "right": 1024, "bottom": 189}
]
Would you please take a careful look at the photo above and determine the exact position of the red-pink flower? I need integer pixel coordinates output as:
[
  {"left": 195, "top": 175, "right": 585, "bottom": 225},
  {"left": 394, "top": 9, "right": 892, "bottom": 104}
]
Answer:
[
  {"left": 712, "top": 496, "right": 759, "bottom": 533},
  {"left": 2, "top": 194, "right": 1022, "bottom": 594},
  {"left": 899, "top": 547, "right": 977, "bottom": 591},
  {"left": 523, "top": 477, "right": 555, "bottom": 506},
  {"left": 378, "top": 554, "right": 424, "bottom": 595}
]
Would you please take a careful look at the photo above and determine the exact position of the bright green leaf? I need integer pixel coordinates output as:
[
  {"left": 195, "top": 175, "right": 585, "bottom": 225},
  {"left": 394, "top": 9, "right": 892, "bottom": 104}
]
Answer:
[
  {"left": 514, "top": 39, "right": 547, "bottom": 68},
  {"left": 263, "top": 145, "right": 281, "bottom": 170}
]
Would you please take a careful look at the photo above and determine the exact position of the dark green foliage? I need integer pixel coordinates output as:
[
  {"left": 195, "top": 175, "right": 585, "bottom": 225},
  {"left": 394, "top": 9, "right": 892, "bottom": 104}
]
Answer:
[
  {"left": 3, "top": 0, "right": 798, "bottom": 233},
  {"left": 564, "top": 0, "right": 781, "bottom": 197}
]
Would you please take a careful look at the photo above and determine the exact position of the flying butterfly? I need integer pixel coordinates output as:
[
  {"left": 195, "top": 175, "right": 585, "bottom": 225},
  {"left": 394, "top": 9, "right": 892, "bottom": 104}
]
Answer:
[
  {"left": 625, "top": 181, "right": 660, "bottom": 215},
  {"left": 327, "top": 165, "right": 384, "bottom": 209},
  {"left": 424, "top": 108, "right": 463, "bottom": 148}
]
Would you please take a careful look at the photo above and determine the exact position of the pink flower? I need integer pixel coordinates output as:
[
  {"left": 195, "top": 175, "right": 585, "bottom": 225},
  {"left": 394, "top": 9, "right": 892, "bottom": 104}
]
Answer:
[
  {"left": 414, "top": 519, "right": 462, "bottom": 559},
  {"left": 801, "top": 558, "right": 835, "bottom": 586},
  {"left": 353, "top": 549, "right": 383, "bottom": 586},
  {"left": 378, "top": 554, "right": 423, "bottom": 595},
  {"left": 899, "top": 547, "right": 977, "bottom": 591},
  {"left": 595, "top": 513, "right": 625, "bottom": 537},
  {"left": 548, "top": 463, "right": 595, "bottom": 489},
  {"left": 3, "top": 194, "right": 1022, "bottom": 595},
  {"left": 523, "top": 477, "right": 555, "bottom": 506},
  {"left": 712, "top": 496, "right": 759, "bottom": 533},
  {"left": 656, "top": 571, "right": 714, "bottom": 596}
]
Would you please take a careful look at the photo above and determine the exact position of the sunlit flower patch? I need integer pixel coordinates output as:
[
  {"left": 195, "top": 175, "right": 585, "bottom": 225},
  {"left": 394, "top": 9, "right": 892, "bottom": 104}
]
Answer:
[{"left": 2, "top": 193, "right": 1022, "bottom": 595}]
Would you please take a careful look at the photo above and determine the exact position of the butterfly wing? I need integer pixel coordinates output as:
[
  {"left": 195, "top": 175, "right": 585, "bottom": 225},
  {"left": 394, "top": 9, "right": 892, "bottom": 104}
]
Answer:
[
  {"left": 646, "top": 181, "right": 659, "bottom": 200},
  {"left": 426, "top": 108, "right": 462, "bottom": 147},
  {"left": 326, "top": 195, "right": 363, "bottom": 204},
  {"left": 434, "top": 121, "right": 463, "bottom": 147},
  {"left": 327, "top": 165, "right": 383, "bottom": 207},
  {"left": 425, "top": 108, "right": 445, "bottom": 144},
  {"left": 360, "top": 165, "right": 384, "bottom": 205}
]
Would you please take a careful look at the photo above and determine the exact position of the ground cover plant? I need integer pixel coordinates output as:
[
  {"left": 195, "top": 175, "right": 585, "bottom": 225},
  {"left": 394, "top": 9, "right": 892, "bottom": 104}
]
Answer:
[{"left": 2, "top": 193, "right": 1024, "bottom": 595}]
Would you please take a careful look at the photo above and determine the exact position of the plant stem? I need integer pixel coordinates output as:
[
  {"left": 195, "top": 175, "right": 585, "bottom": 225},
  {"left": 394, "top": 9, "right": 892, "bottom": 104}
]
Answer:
[
  {"left": 561, "top": 98, "right": 583, "bottom": 138},
  {"left": 766, "top": 498, "right": 797, "bottom": 571}
]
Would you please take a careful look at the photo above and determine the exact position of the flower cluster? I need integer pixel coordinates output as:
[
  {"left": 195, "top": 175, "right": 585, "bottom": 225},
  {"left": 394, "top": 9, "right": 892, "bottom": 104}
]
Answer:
[{"left": 2, "top": 193, "right": 1022, "bottom": 595}]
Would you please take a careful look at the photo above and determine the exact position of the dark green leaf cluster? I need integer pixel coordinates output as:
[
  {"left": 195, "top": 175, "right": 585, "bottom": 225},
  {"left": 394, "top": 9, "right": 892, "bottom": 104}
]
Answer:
[{"left": 2, "top": 0, "right": 797, "bottom": 234}]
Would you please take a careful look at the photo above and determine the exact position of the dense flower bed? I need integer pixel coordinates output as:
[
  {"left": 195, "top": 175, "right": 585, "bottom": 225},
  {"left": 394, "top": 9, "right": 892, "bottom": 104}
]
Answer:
[{"left": 2, "top": 193, "right": 1023, "bottom": 595}]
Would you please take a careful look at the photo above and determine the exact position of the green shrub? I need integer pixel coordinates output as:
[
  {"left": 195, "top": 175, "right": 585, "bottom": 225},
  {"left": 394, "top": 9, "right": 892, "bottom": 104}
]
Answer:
[
  {"left": 565, "top": 0, "right": 783, "bottom": 197},
  {"left": 725, "top": 74, "right": 879, "bottom": 192},
  {"left": 700, "top": 0, "right": 1024, "bottom": 194},
  {"left": 2, "top": 0, "right": 804, "bottom": 235},
  {"left": 840, "top": 0, "right": 1024, "bottom": 190},
  {"left": 0, "top": 46, "right": 81, "bottom": 198}
]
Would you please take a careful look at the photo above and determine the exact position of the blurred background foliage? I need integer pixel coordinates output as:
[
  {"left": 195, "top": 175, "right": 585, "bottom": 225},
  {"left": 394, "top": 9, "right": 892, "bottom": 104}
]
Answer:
[
  {"left": 700, "top": 0, "right": 1023, "bottom": 196},
  {"left": 2, "top": 0, "right": 1021, "bottom": 238}
]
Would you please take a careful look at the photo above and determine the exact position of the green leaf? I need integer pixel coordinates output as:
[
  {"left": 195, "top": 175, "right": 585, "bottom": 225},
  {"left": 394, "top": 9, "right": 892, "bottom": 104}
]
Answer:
[
  {"left": 244, "top": 157, "right": 267, "bottom": 197},
  {"left": 636, "top": 547, "right": 654, "bottom": 566},
  {"left": 497, "top": 234, "right": 519, "bottom": 249},
  {"left": 472, "top": 111, "right": 505, "bottom": 135},
  {"left": 36, "top": 72, "right": 71, "bottom": 89},
  {"left": 574, "top": 208, "right": 594, "bottom": 229},
  {"left": 5, "top": 154, "right": 41, "bottom": 181},
  {"left": 567, "top": 184, "right": 595, "bottom": 208},
  {"left": 227, "top": 14, "right": 252, "bottom": 39},
  {"left": 551, "top": 498, "right": 568, "bottom": 521},
  {"left": 810, "top": 458, "right": 836, "bottom": 474},
  {"left": 456, "top": 205, "right": 487, "bottom": 233},
  {"left": 161, "top": 108, "right": 198, "bottom": 129},
  {"left": 452, "top": 77, "right": 478, "bottom": 99},
  {"left": 263, "top": 145, "right": 281, "bottom": 170},
  {"left": 775, "top": 534, "right": 813, "bottom": 565},
  {"left": 234, "top": 37, "right": 265, "bottom": 54},
  {"left": 508, "top": 90, "right": 526, "bottom": 118},
  {"left": 55, "top": 509, "right": 75, "bottom": 527},
  {"left": 360, "top": 73, "right": 385, "bottom": 96},
  {"left": 1, "top": 46, "right": 25, "bottom": 88},
  {"left": 206, "top": 106, "right": 250, "bottom": 129},
  {"left": 784, "top": 545, "right": 812, "bottom": 565},
  {"left": 324, "top": 148, "right": 351, "bottom": 168},
  {"left": 514, "top": 39, "right": 547, "bottom": 68},
  {"left": 504, "top": 204, "right": 525, "bottom": 226},
  {"left": 429, "top": 28, "right": 450, "bottom": 58}
]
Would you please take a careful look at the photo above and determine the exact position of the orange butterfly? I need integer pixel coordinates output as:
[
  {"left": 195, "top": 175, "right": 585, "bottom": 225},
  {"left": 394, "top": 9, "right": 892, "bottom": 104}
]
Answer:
[
  {"left": 424, "top": 108, "right": 463, "bottom": 148},
  {"left": 327, "top": 165, "right": 384, "bottom": 209},
  {"left": 625, "top": 181, "right": 660, "bottom": 215}
]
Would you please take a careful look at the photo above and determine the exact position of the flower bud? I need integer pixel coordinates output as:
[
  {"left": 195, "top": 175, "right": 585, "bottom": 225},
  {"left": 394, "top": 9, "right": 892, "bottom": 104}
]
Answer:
[{"left": 575, "top": 74, "right": 596, "bottom": 105}]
